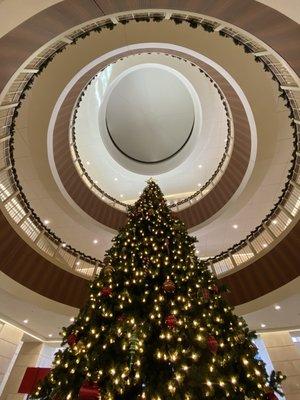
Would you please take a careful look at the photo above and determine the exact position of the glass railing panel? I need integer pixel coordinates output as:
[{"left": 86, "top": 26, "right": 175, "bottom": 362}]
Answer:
[
  {"left": 57, "top": 248, "right": 77, "bottom": 268},
  {"left": 251, "top": 230, "right": 273, "bottom": 253},
  {"left": 36, "top": 235, "right": 57, "bottom": 257},
  {"left": 267, "top": 211, "right": 292, "bottom": 237},
  {"left": 213, "top": 256, "right": 234, "bottom": 275},
  {"left": 284, "top": 187, "right": 300, "bottom": 217},
  {"left": 4, "top": 197, "right": 26, "bottom": 223},
  {"left": 232, "top": 245, "right": 254, "bottom": 265},
  {"left": 20, "top": 217, "right": 40, "bottom": 241}
]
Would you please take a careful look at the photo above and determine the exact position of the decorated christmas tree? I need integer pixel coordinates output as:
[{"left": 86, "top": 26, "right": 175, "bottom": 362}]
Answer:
[{"left": 31, "top": 180, "right": 284, "bottom": 399}]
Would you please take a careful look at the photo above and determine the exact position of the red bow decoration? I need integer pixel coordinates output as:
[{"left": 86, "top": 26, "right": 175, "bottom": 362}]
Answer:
[
  {"left": 266, "top": 392, "right": 278, "bottom": 400},
  {"left": 101, "top": 287, "right": 112, "bottom": 297},
  {"left": 79, "top": 381, "right": 100, "bottom": 400}
]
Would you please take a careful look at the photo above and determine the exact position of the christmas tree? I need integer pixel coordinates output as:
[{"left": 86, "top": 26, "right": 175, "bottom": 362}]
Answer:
[{"left": 31, "top": 180, "right": 284, "bottom": 399}]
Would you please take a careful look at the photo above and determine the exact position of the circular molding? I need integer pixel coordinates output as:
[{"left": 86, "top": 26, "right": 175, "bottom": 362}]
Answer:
[
  {"left": 49, "top": 44, "right": 254, "bottom": 230},
  {"left": 105, "top": 65, "right": 195, "bottom": 166},
  {"left": 0, "top": 1, "right": 299, "bottom": 308},
  {"left": 73, "top": 55, "right": 231, "bottom": 208}
]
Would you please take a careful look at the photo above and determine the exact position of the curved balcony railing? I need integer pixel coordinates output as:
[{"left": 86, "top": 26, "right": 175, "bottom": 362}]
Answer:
[
  {"left": 0, "top": 10, "right": 299, "bottom": 280},
  {"left": 70, "top": 56, "right": 233, "bottom": 212}
]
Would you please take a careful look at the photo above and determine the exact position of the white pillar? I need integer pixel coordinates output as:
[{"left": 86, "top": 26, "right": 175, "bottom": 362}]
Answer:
[
  {"left": 0, "top": 341, "right": 57, "bottom": 400},
  {"left": 261, "top": 331, "right": 300, "bottom": 400},
  {"left": 0, "top": 322, "right": 23, "bottom": 398}
]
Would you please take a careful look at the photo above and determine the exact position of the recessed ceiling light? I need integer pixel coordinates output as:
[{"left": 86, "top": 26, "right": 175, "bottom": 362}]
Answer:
[
  {"left": 44, "top": 219, "right": 50, "bottom": 225},
  {"left": 93, "top": 239, "right": 98, "bottom": 244},
  {"left": 198, "top": 164, "right": 202, "bottom": 168},
  {"left": 86, "top": 161, "right": 90, "bottom": 165},
  {"left": 95, "top": 180, "right": 98, "bottom": 184},
  {"left": 23, "top": 319, "right": 29, "bottom": 324},
  {"left": 197, "top": 183, "right": 202, "bottom": 187},
  {"left": 48, "top": 334, "right": 53, "bottom": 337},
  {"left": 62, "top": 243, "right": 66, "bottom": 248},
  {"left": 70, "top": 317, "right": 75, "bottom": 322},
  {"left": 260, "top": 323, "right": 266, "bottom": 328},
  {"left": 120, "top": 194, "right": 124, "bottom": 198},
  {"left": 232, "top": 224, "right": 238, "bottom": 229},
  {"left": 274, "top": 305, "right": 281, "bottom": 310},
  {"left": 114, "top": 178, "right": 118, "bottom": 181}
]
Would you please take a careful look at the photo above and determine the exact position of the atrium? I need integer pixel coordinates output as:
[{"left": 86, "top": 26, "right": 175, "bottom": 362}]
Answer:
[{"left": 0, "top": 1, "right": 299, "bottom": 399}]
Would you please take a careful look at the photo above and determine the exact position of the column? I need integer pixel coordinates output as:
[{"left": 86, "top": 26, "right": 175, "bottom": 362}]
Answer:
[
  {"left": 0, "top": 323, "right": 23, "bottom": 398},
  {"left": 0, "top": 342, "right": 57, "bottom": 400},
  {"left": 261, "top": 331, "right": 300, "bottom": 400}
]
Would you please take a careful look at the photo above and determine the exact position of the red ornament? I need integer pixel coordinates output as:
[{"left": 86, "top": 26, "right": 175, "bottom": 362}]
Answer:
[
  {"left": 101, "top": 287, "right": 112, "bottom": 297},
  {"left": 79, "top": 381, "right": 100, "bottom": 400},
  {"left": 67, "top": 333, "right": 78, "bottom": 347},
  {"left": 207, "top": 336, "right": 218, "bottom": 354},
  {"left": 212, "top": 284, "right": 219, "bottom": 294},
  {"left": 266, "top": 392, "right": 278, "bottom": 400},
  {"left": 166, "top": 315, "right": 177, "bottom": 328},
  {"left": 201, "top": 288, "right": 210, "bottom": 301},
  {"left": 117, "top": 314, "right": 126, "bottom": 323},
  {"left": 163, "top": 279, "right": 175, "bottom": 293}
]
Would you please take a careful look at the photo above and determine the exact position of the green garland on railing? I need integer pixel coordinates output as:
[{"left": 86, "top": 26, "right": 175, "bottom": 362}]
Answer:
[
  {"left": 4, "top": 14, "right": 299, "bottom": 269},
  {"left": 70, "top": 52, "right": 232, "bottom": 209}
]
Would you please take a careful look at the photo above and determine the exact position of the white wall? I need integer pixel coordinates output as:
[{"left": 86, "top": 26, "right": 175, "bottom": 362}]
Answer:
[
  {"left": 0, "top": 323, "right": 23, "bottom": 397},
  {"left": 261, "top": 331, "right": 300, "bottom": 400}
]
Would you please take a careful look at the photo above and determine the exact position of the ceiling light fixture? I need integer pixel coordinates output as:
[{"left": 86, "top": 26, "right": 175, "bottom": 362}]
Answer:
[
  {"left": 260, "top": 323, "right": 266, "bottom": 328},
  {"left": 86, "top": 161, "right": 90, "bottom": 165},
  {"left": 23, "top": 319, "right": 29, "bottom": 324},
  {"left": 274, "top": 305, "right": 281, "bottom": 310},
  {"left": 62, "top": 243, "right": 66, "bottom": 248},
  {"left": 48, "top": 334, "right": 53, "bottom": 337},
  {"left": 232, "top": 224, "right": 238, "bottom": 229},
  {"left": 198, "top": 164, "right": 202, "bottom": 168},
  {"left": 197, "top": 183, "right": 201, "bottom": 187},
  {"left": 120, "top": 194, "right": 124, "bottom": 198},
  {"left": 114, "top": 178, "right": 118, "bottom": 181},
  {"left": 93, "top": 239, "right": 98, "bottom": 244},
  {"left": 44, "top": 219, "right": 50, "bottom": 225}
]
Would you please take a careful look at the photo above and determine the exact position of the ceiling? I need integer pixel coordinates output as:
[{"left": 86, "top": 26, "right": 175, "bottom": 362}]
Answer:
[
  {"left": 75, "top": 53, "right": 227, "bottom": 203},
  {"left": 0, "top": 0, "right": 299, "bottom": 337},
  {"left": 13, "top": 23, "right": 293, "bottom": 259}
]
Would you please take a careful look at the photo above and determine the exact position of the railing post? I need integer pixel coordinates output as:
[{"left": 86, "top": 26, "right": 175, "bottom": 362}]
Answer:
[
  {"left": 279, "top": 204, "right": 294, "bottom": 220},
  {"left": 246, "top": 239, "right": 257, "bottom": 255},
  {"left": 3, "top": 190, "right": 19, "bottom": 205},
  {"left": 290, "top": 180, "right": 300, "bottom": 191},
  {"left": 73, "top": 255, "right": 80, "bottom": 269},
  {"left": 17, "top": 212, "right": 30, "bottom": 226},
  {"left": 228, "top": 251, "right": 237, "bottom": 268},
  {"left": 34, "top": 229, "right": 45, "bottom": 244},
  {"left": 263, "top": 222, "right": 277, "bottom": 241},
  {"left": 209, "top": 260, "right": 217, "bottom": 276}
]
